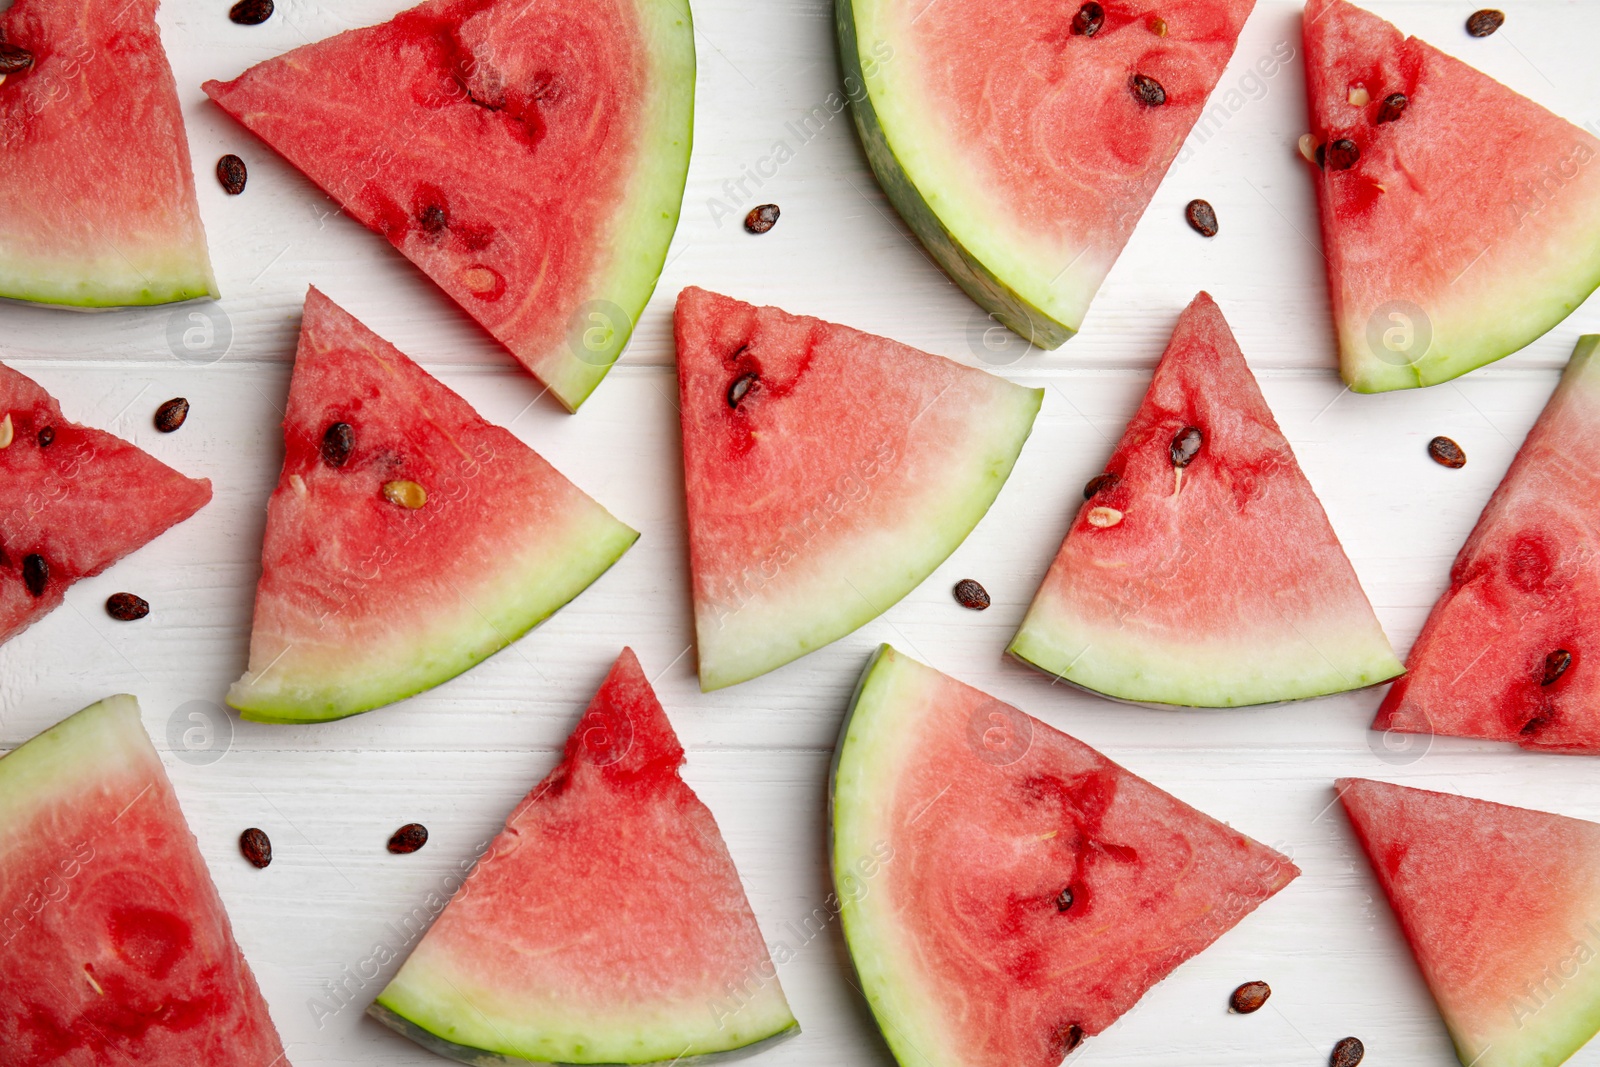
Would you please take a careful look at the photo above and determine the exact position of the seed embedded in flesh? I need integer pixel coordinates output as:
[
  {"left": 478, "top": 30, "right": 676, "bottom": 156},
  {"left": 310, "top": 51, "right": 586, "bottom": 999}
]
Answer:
[
  {"left": 419, "top": 203, "right": 448, "bottom": 233},
  {"left": 1330, "top": 1036, "right": 1365, "bottom": 1067},
  {"left": 154, "top": 397, "right": 189, "bottom": 433},
  {"left": 1185, "top": 199, "right": 1218, "bottom": 237},
  {"left": 744, "top": 204, "right": 780, "bottom": 234},
  {"left": 1542, "top": 649, "right": 1572, "bottom": 686},
  {"left": 1377, "top": 92, "right": 1408, "bottom": 123},
  {"left": 382, "top": 480, "right": 428, "bottom": 509},
  {"left": 321, "top": 422, "right": 354, "bottom": 468},
  {"left": 1326, "top": 138, "right": 1360, "bottom": 170},
  {"left": 21, "top": 554, "right": 47, "bottom": 598},
  {"left": 229, "top": 0, "right": 273, "bottom": 24},
  {"left": 216, "top": 154, "right": 247, "bottom": 195},
  {"left": 1148, "top": 15, "right": 1167, "bottom": 36},
  {"left": 1083, "top": 471, "right": 1120, "bottom": 500},
  {"left": 1466, "top": 9, "right": 1504, "bottom": 37},
  {"left": 1071, "top": 2, "right": 1105, "bottom": 36},
  {"left": 105, "top": 593, "right": 150, "bottom": 621},
  {"left": 1230, "top": 980, "right": 1272, "bottom": 1013},
  {"left": 239, "top": 828, "right": 272, "bottom": 869},
  {"left": 387, "top": 823, "right": 430, "bottom": 854},
  {"left": 1060, "top": 1024, "right": 1085, "bottom": 1052},
  {"left": 1170, "top": 426, "right": 1203, "bottom": 468},
  {"left": 1087, "top": 506, "right": 1123, "bottom": 528},
  {"left": 727, "top": 372, "right": 759, "bottom": 408},
  {"left": 1056, "top": 886, "right": 1074, "bottom": 912},
  {"left": 36, "top": 426, "right": 54, "bottom": 447},
  {"left": 1427, "top": 435, "right": 1466, "bottom": 468},
  {"left": 0, "top": 413, "right": 12, "bottom": 449},
  {"left": 0, "top": 43, "right": 33, "bottom": 75},
  {"left": 1347, "top": 85, "right": 1370, "bottom": 107},
  {"left": 1130, "top": 73, "right": 1167, "bottom": 107},
  {"left": 953, "top": 579, "right": 991, "bottom": 611}
]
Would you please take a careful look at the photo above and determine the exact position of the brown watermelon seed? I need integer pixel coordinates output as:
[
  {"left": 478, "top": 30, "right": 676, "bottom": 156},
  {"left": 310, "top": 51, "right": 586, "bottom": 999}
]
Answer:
[
  {"left": 1330, "top": 1037, "right": 1364, "bottom": 1067},
  {"left": 1056, "top": 886, "right": 1074, "bottom": 912},
  {"left": 321, "top": 422, "right": 354, "bottom": 468},
  {"left": 1327, "top": 138, "right": 1360, "bottom": 170},
  {"left": 229, "top": 0, "right": 273, "bottom": 25},
  {"left": 1170, "top": 426, "right": 1203, "bottom": 468},
  {"left": 239, "top": 828, "right": 272, "bottom": 869},
  {"left": 0, "top": 414, "right": 12, "bottom": 449},
  {"left": 0, "top": 44, "right": 33, "bottom": 75},
  {"left": 1071, "top": 2, "right": 1104, "bottom": 35},
  {"left": 1427, "top": 436, "right": 1466, "bottom": 468},
  {"left": 1148, "top": 15, "right": 1167, "bottom": 36},
  {"left": 1542, "top": 649, "right": 1572, "bottom": 686},
  {"left": 387, "top": 823, "right": 429, "bottom": 854},
  {"left": 727, "top": 372, "right": 759, "bottom": 408},
  {"left": 36, "top": 426, "right": 54, "bottom": 447},
  {"left": 953, "top": 579, "right": 991, "bottom": 611},
  {"left": 1466, "top": 9, "right": 1504, "bottom": 36},
  {"left": 21, "top": 554, "right": 47, "bottom": 598},
  {"left": 154, "top": 397, "right": 189, "bottom": 433},
  {"left": 1185, "top": 199, "right": 1219, "bottom": 237},
  {"left": 105, "top": 593, "right": 150, "bottom": 621},
  {"left": 1131, "top": 74, "right": 1167, "bottom": 107},
  {"left": 1083, "top": 471, "right": 1120, "bottom": 500},
  {"left": 419, "top": 203, "right": 448, "bottom": 234},
  {"left": 1230, "top": 980, "right": 1272, "bottom": 1013},
  {"left": 382, "top": 480, "right": 428, "bottom": 509},
  {"left": 1377, "top": 92, "right": 1408, "bottom": 124},
  {"left": 216, "top": 154, "right": 247, "bottom": 195},
  {"left": 744, "top": 204, "right": 780, "bottom": 234},
  {"left": 1060, "top": 1024, "right": 1085, "bottom": 1052}
]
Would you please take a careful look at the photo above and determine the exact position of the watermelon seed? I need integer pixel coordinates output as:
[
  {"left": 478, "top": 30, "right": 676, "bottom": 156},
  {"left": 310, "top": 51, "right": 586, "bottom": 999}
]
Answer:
[
  {"left": 229, "top": 0, "right": 273, "bottom": 25},
  {"left": 1347, "top": 85, "right": 1370, "bottom": 107},
  {"left": 1316, "top": 143, "right": 1327, "bottom": 169},
  {"left": 36, "top": 426, "right": 54, "bottom": 447},
  {"left": 1059, "top": 1024, "right": 1085, "bottom": 1052},
  {"left": 1170, "top": 426, "right": 1203, "bottom": 468},
  {"left": 21, "top": 554, "right": 47, "bottom": 598},
  {"left": 0, "top": 44, "right": 33, "bottom": 75},
  {"left": 419, "top": 203, "right": 448, "bottom": 234},
  {"left": 1083, "top": 471, "right": 1120, "bottom": 500},
  {"left": 1185, "top": 199, "right": 1218, "bottom": 237},
  {"left": 744, "top": 204, "right": 780, "bottom": 234},
  {"left": 1130, "top": 74, "right": 1167, "bottom": 107},
  {"left": 727, "top": 372, "right": 759, "bottom": 408},
  {"left": 953, "top": 579, "right": 990, "bottom": 610},
  {"left": 382, "top": 480, "right": 428, "bottom": 510},
  {"left": 239, "top": 828, "right": 272, "bottom": 869},
  {"left": 1542, "top": 649, "right": 1572, "bottom": 686},
  {"left": 1070, "top": 2, "right": 1104, "bottom": 36},
  {"left": 1055, "top": 886, "right": 1074, "bottom": 912},
  {"left": 387, "top": 823, "right": 429, "bottom": 854},
  {"left": 216, "top": 154, "right": 247, "bottom": 195},
  {"left": 1298, "top": 133, "right": 1320, "bottom": 165},
  {"left": 105, "top": 593, "right": 149, "bottom": 621},
  {"left": 1229, "top": 980, "right": 1271, "bottom": 1013},
  {"left": 1466, "top": 9, "right": 1504, "bottom": 37},
  {"left": 0, "top": 413, "right": 12, "bottom": 449},
  {"left": 1148, "top": 15, "right": 1168, "bottom": 36},
  {"left": 154, "top": 397, "right": 189, "bottom": 433},
  {"left": 321, "top": 422, "right": 354, "bottom": 467},
  {"left": 1377, "top": 93, "right": 1408, "bottom": 124},
  {"left": 1086, "top": 507, "right": 1123, "bottom": 529},
  {"left": 1327, "top": 138, "right": 1361, "bottom": 170},
  {"left": 1330, "top": 1037, "right": 1364, "bottom": 1067},
  {"left": 1427, "top": 436, "right": 1466, "bottom": 468}
]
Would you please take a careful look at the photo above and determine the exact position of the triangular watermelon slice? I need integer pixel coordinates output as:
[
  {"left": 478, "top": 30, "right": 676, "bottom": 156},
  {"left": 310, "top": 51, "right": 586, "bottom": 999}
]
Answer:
[
  {"left": 1339, "top": 778, "right": 1600, "bottom": 1067},
  {"left": 1375, "top": 335, "right": 1600, "bottom": 752},
  {"left": 0, "top": 0, "right": 216, "bottom": 307},
  {"left": 675, "top": 287, "right": 1042, "bottom": 691},
  {"left": 227, "top": 288, "right": 637, "bottom": 723},
  {"left": 1304, "top": 0, "right": 1600, "bottom": 392},
  {"left": 838, "top": 0, "right": 1256, "bottom": 346},
  {"left": 1010, "top": 292, "right": 1401, "bottom": 705},
  {"left": 373, "top": 648, "right": 799, "bottom": 1063},
  {"left": 0, "top": 696, "right": 287, "bottom": 1065},
  {"left": 0, "top": 364, "right": 212, "bottom": 645},
  {"left": 203, "top": 0, "right": 694, "bottom": 411},
  {"left": 832, "top": 645, "right": 1298, "bottom": 1066}
]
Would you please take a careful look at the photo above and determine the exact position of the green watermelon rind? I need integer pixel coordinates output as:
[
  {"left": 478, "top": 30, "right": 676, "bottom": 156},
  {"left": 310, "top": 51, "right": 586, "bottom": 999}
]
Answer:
[
  {"left": 834, "top": 0, "right": 1076, "bottom": 350},
  {"left": 0, "top": 695, "right": 146, "bottom": 823}
]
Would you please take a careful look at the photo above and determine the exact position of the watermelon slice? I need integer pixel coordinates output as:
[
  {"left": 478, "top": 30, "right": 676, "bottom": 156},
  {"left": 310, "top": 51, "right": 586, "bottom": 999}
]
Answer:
[
  {"left": 832, "top": 645, "right": 1298, "bottom": 1066},
  {"left": 675, "top": 287, "right": 1042, "bottom": 691},
  {"left": 227, "top": 288, "right": 637, "bottom": 724},
  {"left": 1339, "top": 778, "right": 1600, "bottom": 1067},
  {"left": 0, "top": 0, "right": 217, "bottom": 307},
  {"left": 1009, "top": 292, "right": 1400, "bottom": 705},
  {"left": 1304, "top": 0, "right": 1600, "bottom": 392},
  {"left": 1375, "top": 335, "right": 1600, "bottom": 752},
  {"left": 838, "top": 0, "right": 1255, "bottom": 346},
  {"left": 373, "top": 648, "right": 799, "bottom": 1064},
  {"left": 203, "top": 0, "right": 694, "bottom": 411},
  {"left": 0, "top": 363, "right": 212, "bottom": 646},
  {"left": 0, "top": 696, "right": 287, "bottom": 1065}
]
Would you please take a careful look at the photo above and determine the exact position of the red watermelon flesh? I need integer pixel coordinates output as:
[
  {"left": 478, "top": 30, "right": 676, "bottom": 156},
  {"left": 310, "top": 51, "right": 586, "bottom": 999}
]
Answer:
[
  {"left": 832, "top": 646, "right": 1298, "bottom": 1067},
  {"left": 1375, "top": 335, "right": 1600, "bottom": 752},
  {"left": 1009, "top": 291, "right": 1401, "bottom": 706},
  {"left": 0, "top": 363, "right": 212, "bottom": 645},
  {"left": 203, "top": 0, "right": 694, "bottom": 412},
  {"left": 0, "top": 0, "right": 216, "bottom": 307},
  {"left": 1304, "top": 0, "right": 1600, "bottom": 392},
  {"left": 676, "top": 287, "right": 1042, "bottom": 690},
  {"left": 1339, "top": 778, "right": 1600, "bottom": 1067},
  {"left": 227, "top": 288, "right": 637, "bottom": 724},
  {"left": 372, "top": 648, "right": 798, "bottom": 1063},
  {"left": 0, "top": 696, "right": 287, "bottom": 1066}
]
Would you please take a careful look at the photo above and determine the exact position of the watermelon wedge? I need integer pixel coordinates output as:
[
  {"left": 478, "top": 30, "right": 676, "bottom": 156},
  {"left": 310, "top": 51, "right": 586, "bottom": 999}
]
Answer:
[
  {"left": 838, "top": 0, "right": 1255, "bottom": 346},
  {"left": 203, "top": 0, "right": 694, "bottom": 411},
  {"left": 832, "top": 645, "right": 1298, "bottom": 1066},
  {"left": 0, "top": 0, "right": 217, "bottom": 307},
  {"left": 675, "top": 287, "right": 1042, "bottom": 691},
  {"left": 0, "top": 696, "right": 287, "bottom": 1065},
  {"left": 0, "top": 363, "right": 212, "bottom": 646},
  {"left": 1375, "top": 335, "right": 1600, "bottom": 752},
  {"left": 373, "top": 648, "right": 798, "bottom": 1064},
  {"left": 1010, "top": 292, "right": 1400, "bottom": 706},
  {"left": 1304, "top": 0, "right": 1600, "bottom": 392},
  {"left": 1339, "top": 778, "right": 1600, "bottom": 1067},
  {"left": 227, "top": 288, "right": 637, "bottom": 724}
]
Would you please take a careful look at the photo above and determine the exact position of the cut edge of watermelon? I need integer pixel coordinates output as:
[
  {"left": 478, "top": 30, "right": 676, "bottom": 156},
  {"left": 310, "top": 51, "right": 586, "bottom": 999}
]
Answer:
[{"left": 0, "top": 695, "right": 145, "bottom": 819}]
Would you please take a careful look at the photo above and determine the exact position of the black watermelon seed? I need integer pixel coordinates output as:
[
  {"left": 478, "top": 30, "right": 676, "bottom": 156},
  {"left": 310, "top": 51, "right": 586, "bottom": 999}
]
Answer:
[
  {"left": 0, "top": 43, "right": 33, "bottom": 75},
  {"left": 321, "top": 422, "right": 354, "bottom": 468},
  {"left": 1059, "top": 1024, "right": 1085, "bottom": 1052},
  {"left": 387, "top": 823, "right": 429, "bottom": 854},
  {"left": 727, "top": 372, "right": 759, "bottom": 408},
  {"left": 1056, "top": 886, "right": 1074, "bottom": 912},
  {"left": 419, "top": 203, "right": 448, "bottom": 234},
  {"left": 1466, "top": 9, "right": 1504, "bottom": 37},
  {"left": 216, "top": 154, "right": 247, "bottom": 195},
  {"left": 1376, "top": 92, "right": 1408, "bottom": 124},
  {"left": 1330, "top": 1037, "right": 1364, "bottom": 1067},
  {"left": 1083, "top": 471, "right": 1120, "bottom": 500},
  {"left": 239, "top": 828, "right": 272, "bottom": 868},
  {"left": 21, "top": 554, "right": 47, "bottom": 598},
  {"left": 1428, "top": 436, "right": 1466, "bottom": 468},
  {"left": 229, "top": 0, "right": 273, "bottom": 25},
  {"left": 953, "top": 579, "right": 990, "bottom": 611},
  {"left": 105, "top": 593, "right": 150, "bottom": 621},
  {"left": 1170, "top": 426, "right": 1203, "bottom": 468},
  {"left": 1327, "top": 138, "right": 1361, "bottom": 170},
  {"left": 1230, "top": 980, "right": 1271, "bottom": 1013},
  {"left": 744, "top": 204, "right": 780, "bottom": 234},
  {"left": 1131, "top": 73, "right": 1167, "bottom": 107},
  {"left": 154, "top": 397, "right": 189, "bottom": 433},
  {"left": 1542, "top": 649, "right": 1572, "bottom": 686},
  {"left": 1185, "top": 199, "right": 1219, "bottom": 237},
  {"left": 36, "top": 426, "right": 54, "bottom": 447},
  {"left": 1316, "top": 142, "right": 1327, "bottom": 169},
  {"left": 1071, "top": 2, "right": 1105, "bottom": 36}
]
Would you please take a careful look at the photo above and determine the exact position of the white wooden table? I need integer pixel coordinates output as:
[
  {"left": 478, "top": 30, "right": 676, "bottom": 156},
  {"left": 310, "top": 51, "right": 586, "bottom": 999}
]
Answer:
[{"left": 5, "top": 0, "right": 1600, "bottom": 1063}]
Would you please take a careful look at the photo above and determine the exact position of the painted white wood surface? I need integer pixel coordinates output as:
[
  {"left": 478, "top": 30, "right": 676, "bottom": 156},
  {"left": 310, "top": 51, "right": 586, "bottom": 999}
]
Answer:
[{"left": 4, "top": 0, "right": 1600, "bottom": 1063}]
